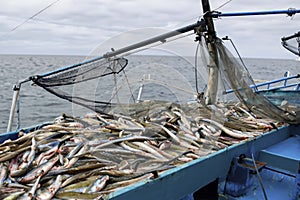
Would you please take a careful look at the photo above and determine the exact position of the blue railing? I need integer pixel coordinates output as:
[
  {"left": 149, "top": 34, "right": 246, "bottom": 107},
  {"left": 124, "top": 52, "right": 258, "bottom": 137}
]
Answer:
[
  {"left": 226, "top": 74, "right": 300, "bottom": 94},
  {"left": 211, "top": 9, "right": 300, "bottom": 18}
]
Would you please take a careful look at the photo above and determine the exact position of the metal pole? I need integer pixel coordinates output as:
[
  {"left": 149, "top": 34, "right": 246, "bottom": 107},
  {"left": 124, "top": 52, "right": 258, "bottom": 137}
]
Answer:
[
  {"left": 202, "top": 0, "right": 219, "bottom": 105},
  {"left": 281, "top": 31, "right": 300, "bottom": 41},
  {"left": 104, "top": 21, "right": 205, "bottom": 58},
  {"left": 136, "top": 78, "right": 145, "bottom": 103},
  {"left": 38, "top": 21, "right": 204, "bottom": 78},
  {"left": 211, "top": 9, "right": 300, "bottom": 18},
  {"left": 7, "top": 84, "right": 21, "bottom": 132}
]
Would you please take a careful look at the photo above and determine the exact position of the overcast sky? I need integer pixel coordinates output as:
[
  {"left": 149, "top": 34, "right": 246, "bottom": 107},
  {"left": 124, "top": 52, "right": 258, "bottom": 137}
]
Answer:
[{"left": 0, "top": 0, "right": 299, "bottom": 59}]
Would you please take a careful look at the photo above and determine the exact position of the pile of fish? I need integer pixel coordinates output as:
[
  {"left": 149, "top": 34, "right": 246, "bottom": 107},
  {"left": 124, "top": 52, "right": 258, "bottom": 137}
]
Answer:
[{"left": 0, "top": 101, "right": 281, "bottom": 199}]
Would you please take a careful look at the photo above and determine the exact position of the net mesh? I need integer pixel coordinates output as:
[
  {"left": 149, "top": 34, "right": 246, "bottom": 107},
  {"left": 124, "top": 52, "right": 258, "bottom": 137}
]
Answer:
[
  {"left": 212, "top": 38, "right": 299, "bottom": 123},
  {"left": 29, "top": 36, "right": 299, "bottom": 124},
  {"left": 32, "top": 57, "right": 128, "bottom": 114}
]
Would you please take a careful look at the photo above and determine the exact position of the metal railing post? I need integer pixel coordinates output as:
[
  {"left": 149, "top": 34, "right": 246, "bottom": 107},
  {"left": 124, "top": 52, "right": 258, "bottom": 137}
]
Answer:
[{"left": 7, "top": 83, "right": 21, "bottom": 132}]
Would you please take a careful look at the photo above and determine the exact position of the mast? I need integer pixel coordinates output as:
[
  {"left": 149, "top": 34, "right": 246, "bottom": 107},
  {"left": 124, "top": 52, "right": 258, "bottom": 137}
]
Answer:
[{"left": 201, "top": 0, "right": 219, "bottom": 105}]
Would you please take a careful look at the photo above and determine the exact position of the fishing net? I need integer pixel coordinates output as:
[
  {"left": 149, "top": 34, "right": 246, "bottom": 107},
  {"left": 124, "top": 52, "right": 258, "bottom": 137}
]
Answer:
[
  {"left": 28, "top": 31, "right": 299, "bottom": 124},
  {"left": 210, "top": 38, "right": 300, "bottom": 124},
  {"left": 31, "top": 57, "right": 128, "bottom": 114},
  {"left": 281, "top": 31, "right": 300, "bottom": 56},
  {"left": 28, "top": 28, "right": 205, "bottom": 119}
]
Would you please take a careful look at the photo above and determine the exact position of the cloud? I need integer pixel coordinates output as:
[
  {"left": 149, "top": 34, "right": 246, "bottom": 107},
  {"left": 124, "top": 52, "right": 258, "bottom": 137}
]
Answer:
[
  {"left": 211, "top": 0, "right": 300, "bottom": 58},
  {"left": 0, "top": 0, "right": 299, "bottom": 58}
]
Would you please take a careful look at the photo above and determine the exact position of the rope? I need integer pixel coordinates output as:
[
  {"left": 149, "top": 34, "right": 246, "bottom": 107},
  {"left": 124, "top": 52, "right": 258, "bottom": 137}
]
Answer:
[
  {"left": 225, "top": 37, "right": 247, "bottom": 68},
  {"left": 194, "top": 42, "right": 201, "bottom": 93},
  {"left": 2, "top": 0, "right": 61, "bottom": 37},
  {"left": 112, "top": 68, "right": 124, "bottom": 111},
  {"left": 16, "top": 95, "right": 21, "bottom": 130},
  {"left": 224, "top": 37, "right": 258, "bottom": 91},
  {"left": 213, "top": 0, "right": 234, "bottom": 11},
  {"left": 122, "top": 69, "right": 136, "bottom": 103},
  {"left": 251, "top": 153, "right": 268, "bottom": 200},
  {"left": 297, "top": 37, "right": 300, "bottom": 55},
  {"left": 123, "top": 78, "right": 196, "bottom": 96},
  {"left": 109, "top": 77, "right": 197, "bottom": 106}
]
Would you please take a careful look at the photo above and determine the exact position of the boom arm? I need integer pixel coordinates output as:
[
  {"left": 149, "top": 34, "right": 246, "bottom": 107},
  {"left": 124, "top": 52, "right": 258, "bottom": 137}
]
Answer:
[{"left": 281, "top": 32, "right": 300, "bottom": 56}]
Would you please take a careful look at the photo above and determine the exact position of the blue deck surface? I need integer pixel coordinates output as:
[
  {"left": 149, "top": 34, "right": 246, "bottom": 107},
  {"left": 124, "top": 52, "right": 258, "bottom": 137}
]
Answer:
[
  {"left": 263, "top": 135, "right": 300, "bottom": 159},
  {"left": 219, "top": 131, "right": 300, "bottom": 200},
  {"left": 220, "top": 169, "right": 298, "bottom": 200},
  {"left": 106, "top": 125, "right": 298, "bottom": 200},
  {"left": 259, "top": 135, "right": 300, "bottom": 174}
]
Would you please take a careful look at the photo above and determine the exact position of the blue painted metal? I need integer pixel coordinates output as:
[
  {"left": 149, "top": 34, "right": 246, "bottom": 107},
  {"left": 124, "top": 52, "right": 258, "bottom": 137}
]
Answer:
[
  {"left": 104, "top": 126, "right": 293, "bottom": 200},
  {"left": 0, "top": 130, "right": 19, "bottom": 144},
  {"left": 218, "top": 125, "right": 300, "bottom": 200},
  {"left": 261, "top": 82, "right": 300, "bottom": 91},
  {"left": 211, "top": 9, "right": 300, "bottom": 18},
  {"left": 225, "top": 74, "right": 300, "bottom": 94},
  {"left": 296, "top": 163, "right": 300, "bottom": 199},
  {"left": 0, "top": 122, "right": 52, "bottom": 144},
  {"left": 257, "top": 90, "right": 300, "bottom": 107},
  {"left": 222, "top": 157, "right": 254, "bottom": 197},
  {"left": 254, "top": 74, "right": 300, "bottom": 92},
  {"left": 39, "top": 56, "right": 104, "bottom": 77},
  {"left": 259, "top": 135, "right": 300, "bottom": 174},
  {"left": 221, "top": 169, "right": 297, "bottom": 200}
]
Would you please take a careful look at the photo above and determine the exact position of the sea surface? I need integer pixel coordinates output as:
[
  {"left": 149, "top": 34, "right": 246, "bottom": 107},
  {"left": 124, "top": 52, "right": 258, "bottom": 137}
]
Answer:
[{"left": 0, "top": 54, "right": 299, "bottom": 133}]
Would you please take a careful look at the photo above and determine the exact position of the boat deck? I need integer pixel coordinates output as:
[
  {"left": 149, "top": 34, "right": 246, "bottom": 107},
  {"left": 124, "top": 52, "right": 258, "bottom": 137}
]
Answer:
[
  {"left": 259, "top": 134, "right": 300, "bottom": 174},
  {"left": 219, "top": 126, "right": 299, "bottom": 200},
  {"left": 0, "top": 124, "right": 298, "bottom": 199},
  {"left": 106, "top": 125, "right": 299, "bottom": 200}
]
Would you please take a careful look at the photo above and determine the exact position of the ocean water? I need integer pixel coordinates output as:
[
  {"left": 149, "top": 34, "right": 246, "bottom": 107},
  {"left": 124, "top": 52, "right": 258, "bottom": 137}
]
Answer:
[{"left": 0, "top": 54, "right": 299, "bottom": 133}]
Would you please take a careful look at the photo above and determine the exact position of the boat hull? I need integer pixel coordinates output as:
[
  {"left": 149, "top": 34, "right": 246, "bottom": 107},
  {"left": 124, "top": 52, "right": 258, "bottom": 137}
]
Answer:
[
  {"left": 1, "top": 124, "right": 298, "bottom": 199},
  {"left": 258, "top": 90, "right": 300, "bottom": 107}
]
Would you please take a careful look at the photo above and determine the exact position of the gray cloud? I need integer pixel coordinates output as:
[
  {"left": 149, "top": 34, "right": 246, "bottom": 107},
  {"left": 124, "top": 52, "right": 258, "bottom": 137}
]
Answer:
[
  {"left": 0, "top": 0, "right": 299, "bottom": 58},
  {"left": 211, "top": 0, "right": 300, "bottom": 58}
]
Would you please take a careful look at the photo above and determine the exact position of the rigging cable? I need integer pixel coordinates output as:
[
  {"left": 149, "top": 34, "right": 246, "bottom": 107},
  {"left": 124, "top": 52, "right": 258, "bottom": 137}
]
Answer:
[
  {"left": 297, "top": 37, "right": 300, "bottom": 55},
  {"left": 197, "top": 0, "right": 233, "bottom": 21},
  {"left": 222, "top": 36, "right": 246, "bottom": 69},
  {"left": 222, "top": 36, "right": 258, "bottom": 91},
  {"left": 212, "top": 0, "right": 233, "bottom": 11},
  {"left": 194, "top": 42, "right": 201, "bottom": 93},
  {"left": 251, "top": 153, "right": 268, "bottom": 200},
  {"left": 2, "top": 0, "right": 61, "bottom": 37},
  {"left": 122, "top": 69, "right": 136, "bottom": 103},
  {"left": 16, "top": 93, "right": 21, "bottom": 130}
]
